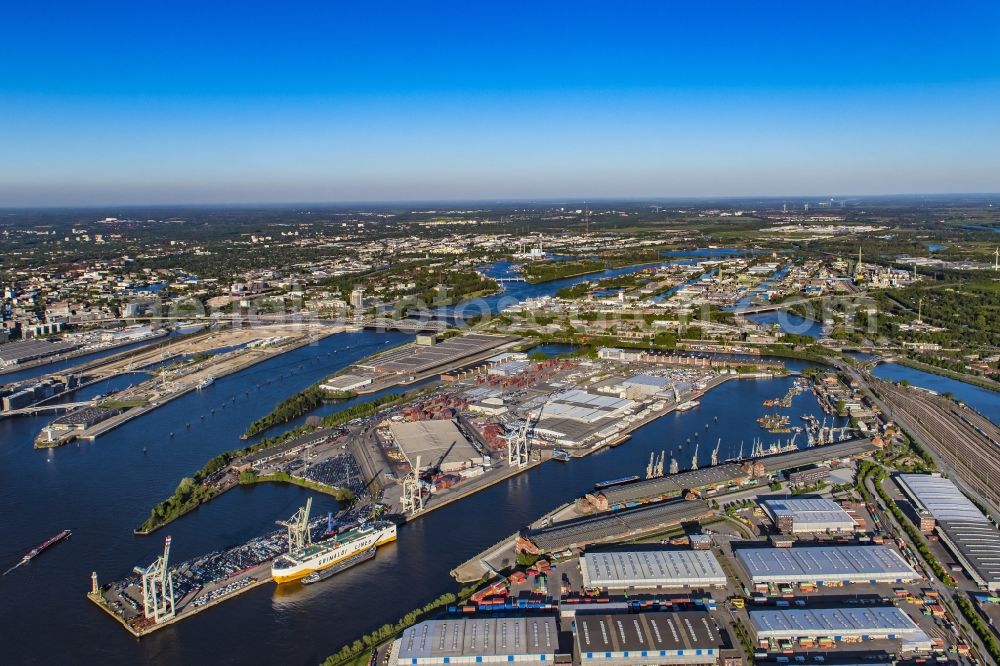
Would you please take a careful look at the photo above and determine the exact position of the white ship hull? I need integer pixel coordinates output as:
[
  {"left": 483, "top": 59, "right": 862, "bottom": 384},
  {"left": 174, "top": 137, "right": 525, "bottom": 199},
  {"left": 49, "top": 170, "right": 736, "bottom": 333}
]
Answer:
[{"left": 272, "top": 523, "right": 396, "bottom": 583}]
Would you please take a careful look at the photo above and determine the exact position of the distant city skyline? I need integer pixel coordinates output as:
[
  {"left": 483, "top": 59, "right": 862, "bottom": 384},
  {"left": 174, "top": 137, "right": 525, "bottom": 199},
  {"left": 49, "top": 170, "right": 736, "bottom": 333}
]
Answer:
[{"left": 2, "top": 1, "right": 999, "bottom": 206}]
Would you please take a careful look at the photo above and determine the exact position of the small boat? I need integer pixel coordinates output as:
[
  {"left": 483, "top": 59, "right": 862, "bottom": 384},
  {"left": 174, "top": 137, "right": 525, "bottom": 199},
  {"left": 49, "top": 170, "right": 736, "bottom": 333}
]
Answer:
[
  {"left": 675, "top": 400, "right": 700, "bottom": 412},
  {"left": 301, "top": 547, "right": 377, "bottom": 585},
  {"left": 196, "top": 377, "right": 215, "bottom": 390},
  {"left": 595, "top": 475, "right": 640, "bottom": 490}
]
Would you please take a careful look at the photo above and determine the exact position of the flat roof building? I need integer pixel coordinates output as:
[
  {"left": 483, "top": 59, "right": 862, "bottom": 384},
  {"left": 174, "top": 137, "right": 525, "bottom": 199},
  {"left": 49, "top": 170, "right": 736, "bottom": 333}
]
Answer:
[
  {"left": 897, "top": 474, "right": 985, "bottom": 521},
  {"left": 620, "top": 375, "right": 671, "bottom": 398},
  {"left": 0, "top": 339, "right": 81, "bottom": 367},
  {"left": 319, "top": 374, "right": 373, "bottom": 392},
  {"left": 389, "top": 616, "right": 559, "bottom": 665},
  {"left": 575, "top": 612, "right": 728, "bottom": 665},
  {"left": 749, "top": 606, "right": 931, "bottom": 653},
  {"left": 525, "top": 500, "right": 712, "bottom": 553},
  {"left": 388, "top": 420, "right": 485, "bottom": 473},
  {"left": 898, "top": 473, "right": 1000, "bottom": 591},
  {"left": 581, "top": 549, "right": 727, "bottom": 590},
  {"left": 760, "top": 498, "right": 856, "bottom": 534},
  {"left": 736, "top": 546, "right": 917, "bottom": 586}
]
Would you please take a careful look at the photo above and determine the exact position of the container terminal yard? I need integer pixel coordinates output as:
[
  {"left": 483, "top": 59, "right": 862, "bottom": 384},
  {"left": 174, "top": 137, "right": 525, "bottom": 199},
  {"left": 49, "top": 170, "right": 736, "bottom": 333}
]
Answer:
[
  {"left": 184, "top": 346, "right": 798, "bottom": 536},
  {"left": 89, "top": 502, "right": 383, "bottom": 637},
  {"left": 155, "top": 345, "right": 797, "bottom": 541}
]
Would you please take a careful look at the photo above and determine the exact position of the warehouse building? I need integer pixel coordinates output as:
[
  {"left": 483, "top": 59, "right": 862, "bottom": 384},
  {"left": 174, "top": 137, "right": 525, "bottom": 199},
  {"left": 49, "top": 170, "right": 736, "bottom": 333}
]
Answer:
[
  {"left": 389, "top": 616, "right": 559, "bottom": 665},
  {"left": 749, "top": 607, "right": 932, "bottom": 653},
  {"left": 488, "top": 359, "right": 532, "bottom": 377},
  {"left": 525, "top": 500, "right": 712, "bottom": 553},
  {"left": 760, "top": 498, "right": 856, "bottom": 534},
  {"left": 533, "top": 389, "right": 638, "bottom": 447},
  {"left": 736, "top": 546, "right": 917, "bottom": 587},
  {"left": 757, "top": 438, "right": 876, "bottom": 474},
  {"left": 619, "top": 374, "right": 672, "bottom": 399},
  {"left": 319, "top": 373, "right": 372, "bottom": 392},
  {"left": 897, "top": 473, "right": 1000, "bottom": 591},
  {"left": 581, "top": 549, "right": 727, "bottom": 591},
  {"left": 542, "top": 389, "right": 636, "bottom": 423},
  {"left": 388, "top": 420, "right": 487, "bottom": 473},
  {"left": 599, "top": 465, "right": 746, "bottom": 508},
  {"left": 575, "top": 612, "right": 729, "bottom": 665},
  {"left": 0, "top": 339, "right": 81, "bottom": 367}
]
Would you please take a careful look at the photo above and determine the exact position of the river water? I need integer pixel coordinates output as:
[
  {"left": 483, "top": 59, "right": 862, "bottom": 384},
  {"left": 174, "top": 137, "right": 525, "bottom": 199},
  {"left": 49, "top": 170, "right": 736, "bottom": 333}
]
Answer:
[
  {"left": 870, "top": 361, "right": 1000, "bottom": 424},
  {"left": 0, "top": 258, "right": 880, "bottom": 664}
]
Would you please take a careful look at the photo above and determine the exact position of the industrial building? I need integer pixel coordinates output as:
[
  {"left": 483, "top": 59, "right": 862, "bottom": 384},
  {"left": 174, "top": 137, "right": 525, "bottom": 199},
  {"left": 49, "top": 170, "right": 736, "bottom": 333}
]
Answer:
[
  {"left": 786, "top": 465, "right": 830, "bottom": 488},
  {"left": 618, "top": 374, "right": 672, "bottom": 399},
  {"left": 389, "top": 616, "right": 559, "bottom": 665},
  {"left": 533, "top": 389, "right": 637, "bottom": 447},
  {"left": 388, "top": 419, "right": 487, "bottom": 473},
  {"left": 542, "top": 389, "right": 636, "bottom": 423},
  {"left": 0, "top": 338, "right": 81, "bottom": 367},
  {"left": 357, "top": 334, "right": 518, "bottom": 377},
  {"left": 488, "top": 359, "right": 532, "bottom": 377},
  {"left": 760, "top": 498, "right": 856, "bottom": 534},
  {"left": 595, "top": 440, "right": 877, "bottom": 510},
  {"left": 575, "top": 612, "right": 729, "bottom": 665},
  {"left": 525, "top": 500, "right": 713, "bottom": 553},
  {"left": 749, "top": 607, "right": 932, "bottom": 653},
  {"left": 599, "top": 465, "right": 745, "bottom": 508},
  {"left": 757, "top": 438, "right": 876, "bottom": 474},
  {"left": 736, "top": 546, "right": 917, "bottom": 586},
  {"left": 581, "top": 549, "right": 727, "bottom": 590},
  {"left": 897, "top": 473, "right": 1000, "bottom": 591},
  {"left": 319, "top": 374, "right": 372, "bottom": 392}
]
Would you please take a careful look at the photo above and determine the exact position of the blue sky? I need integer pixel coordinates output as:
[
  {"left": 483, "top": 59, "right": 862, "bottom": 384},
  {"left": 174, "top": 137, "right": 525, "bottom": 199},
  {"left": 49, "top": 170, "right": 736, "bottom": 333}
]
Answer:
[{"left": 1, "top": 1, "right": 998, "bottom": 206}]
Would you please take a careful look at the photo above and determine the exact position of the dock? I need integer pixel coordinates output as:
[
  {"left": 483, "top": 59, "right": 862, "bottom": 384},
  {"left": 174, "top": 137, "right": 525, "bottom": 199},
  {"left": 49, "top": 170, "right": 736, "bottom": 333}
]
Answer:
[{"left": 36, "top": 324, "right": 351, "bottom": 448}]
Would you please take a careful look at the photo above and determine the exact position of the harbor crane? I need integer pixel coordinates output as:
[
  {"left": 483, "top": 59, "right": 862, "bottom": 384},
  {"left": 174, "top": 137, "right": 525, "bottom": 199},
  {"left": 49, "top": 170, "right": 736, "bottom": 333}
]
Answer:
[
  {"left": 645, "top": 451, "right": 666, "bottom": 479},
  {"left": 691, "top": 441, "right": 699, "bottom": 471},
  {"left": 507, "top": 408, "right": 538, "bottom": 469},
  {"left": 133, "top": 535, "right": 176, "bottom": 624},
  {"left": 710, "top": 438, "right": 721, "bottom": 467},
  {"left": 669, "top": 454, "right": 679, "bottom": 475},
  {"left": 277, "top": 497, "right": 312, "bottom": 552},
  {"left": 400, "top": 455, "right": 424, "bottom": 515}
]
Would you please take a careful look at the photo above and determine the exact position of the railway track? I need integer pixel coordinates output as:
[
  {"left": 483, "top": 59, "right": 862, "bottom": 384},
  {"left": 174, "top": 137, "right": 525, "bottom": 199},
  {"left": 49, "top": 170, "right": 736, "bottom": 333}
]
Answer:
[{"left": 875, "top": 379, "right": 1000, "bottom": 510}]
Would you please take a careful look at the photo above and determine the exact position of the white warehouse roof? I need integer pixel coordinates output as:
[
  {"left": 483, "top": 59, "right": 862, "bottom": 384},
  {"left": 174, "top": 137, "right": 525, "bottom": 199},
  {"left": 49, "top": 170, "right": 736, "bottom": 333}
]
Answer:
[
  {"left": 897, "top": 474, "right": 985, "bottom": 522},
  {"left": 392, "top": 616, "right": 557, "bottom": 665},
  {"left": 581, "top": 549, "right": 728, "bottom": 589},
  {"left": 750, "top": 606, "right": 920, "bottom": 640},
  {"left": 736, "top": 546, "right": 917, "bottom": 584},
  {"left": 623, "top": 375, "right": 671, "bottom": 389},
  {"left": 761, "top": 498, "right": 856, "bottom": 533}
]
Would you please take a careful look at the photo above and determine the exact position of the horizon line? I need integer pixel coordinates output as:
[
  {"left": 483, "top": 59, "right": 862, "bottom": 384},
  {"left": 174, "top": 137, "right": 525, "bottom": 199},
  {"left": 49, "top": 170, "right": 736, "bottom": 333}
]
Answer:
[{"left": 1, "top": 192, "right": 998, "bottom": 212}]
